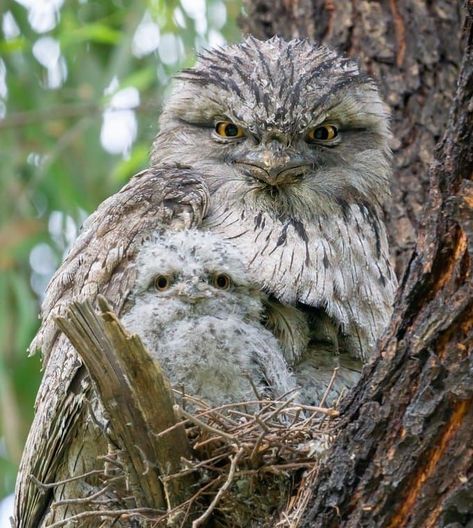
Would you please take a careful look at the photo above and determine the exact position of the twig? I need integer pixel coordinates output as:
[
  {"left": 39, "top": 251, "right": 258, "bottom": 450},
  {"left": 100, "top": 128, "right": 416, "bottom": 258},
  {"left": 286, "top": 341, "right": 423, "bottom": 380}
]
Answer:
[
  {"left": 237, "top": 461, "right": 316, "bottom": 476},
  {"left": 152, "top": 418, "right": 190, "bottom": 439},
  {"left": 97, "top": 454, "right": 125, "bottom": 469},
  {"left": 150, "top": 477, "right": 225, "bottom": 528},
  {"left": 191, "top": 447, "right": 245, "bottom": 528},
  {"left": 50, "top": 484, "right": 113, "bottom": 508},
  {"left": 249, "top": 430, "right": 269, "bottom": 465},
  {"left": 29, "top": 470, "right": 104, "bottom": 490},
  {"left": 0, "top": 103, "right": 99, "bottom": 130},
  {"left": 245, "top": 372, "right": 263, "bottom": 401},
  {"left": 275, "top": 464, "right": 320, "bottom": 527},
  {"left": 176, "top": 405, "right": 239, "bottom": 445},
  {"left": 45, "top": 507, "right": 165, "bottom": 528},
  {"left": 287, "top": 405, "right": 338, "bottom": 416},
  {"left": 161, "top": 454, "right": 228, "bottom": 482},
  {"left": 175, "top": 396, "right": 329, "bottom": 418},
  {"left": 193, "top": 436, "right": 228, "bottom": 450},
  {"left": 0, "top": 100, "right": 160, "bottom": 130},
  {"left": 319, "top": 368, "right": 338, "bottom": 408},
  {"left": 261, "top": 394, "right": 298, "bottom": 424}
]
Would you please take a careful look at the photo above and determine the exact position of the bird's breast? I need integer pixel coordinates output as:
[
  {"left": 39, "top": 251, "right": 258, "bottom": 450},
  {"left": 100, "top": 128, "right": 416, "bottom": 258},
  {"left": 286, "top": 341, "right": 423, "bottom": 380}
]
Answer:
[{"left": 203, "top": 200, "right": 396, "bottom": 354}]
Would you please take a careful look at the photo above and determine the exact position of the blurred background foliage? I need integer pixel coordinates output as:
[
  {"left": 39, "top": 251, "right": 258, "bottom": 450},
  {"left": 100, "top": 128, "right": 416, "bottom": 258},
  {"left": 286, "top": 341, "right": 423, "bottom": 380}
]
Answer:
[{"left": 0, "top": 0, "right": 242, "bottom": 502}]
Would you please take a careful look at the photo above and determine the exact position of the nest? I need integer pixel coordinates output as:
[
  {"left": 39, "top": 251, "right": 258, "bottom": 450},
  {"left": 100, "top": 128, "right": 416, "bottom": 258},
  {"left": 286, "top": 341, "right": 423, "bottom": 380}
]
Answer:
[
  {"left": 43, "top": 299, "right": 342, "bottom": 527},
  {"left": 36, "top": 393, "right": 339, "bottom": 528},
  {"left": 155, "top": 390, "right": 339, "bottom": 528}
]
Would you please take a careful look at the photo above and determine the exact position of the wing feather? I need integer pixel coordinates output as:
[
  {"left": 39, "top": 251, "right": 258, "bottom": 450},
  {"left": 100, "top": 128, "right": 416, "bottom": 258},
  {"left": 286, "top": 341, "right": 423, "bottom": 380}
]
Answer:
[{"left": 14, "top": 165, "right": 209, "bottom": 527}]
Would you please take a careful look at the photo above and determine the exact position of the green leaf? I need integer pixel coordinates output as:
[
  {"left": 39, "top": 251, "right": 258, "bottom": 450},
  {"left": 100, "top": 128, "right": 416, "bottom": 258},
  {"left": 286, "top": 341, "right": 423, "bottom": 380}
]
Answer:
[
  {"left": 0, "top": 37, "right": 27, "bottom": 54},
  {"left": 122, "top": 67, "right": 156, "bottom": 92},
  {"left": 60, "top": 24, "right": 122, "bottom": 47},
  {"left": 112, "top": 144, "right": 149, "bottom": 183}
]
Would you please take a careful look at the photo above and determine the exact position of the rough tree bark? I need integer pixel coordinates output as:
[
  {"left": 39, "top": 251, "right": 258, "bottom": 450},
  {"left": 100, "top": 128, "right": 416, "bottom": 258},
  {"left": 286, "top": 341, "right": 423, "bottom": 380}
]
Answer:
[{"left": 241, "top": 1, "right": 473, "bottom": 526}]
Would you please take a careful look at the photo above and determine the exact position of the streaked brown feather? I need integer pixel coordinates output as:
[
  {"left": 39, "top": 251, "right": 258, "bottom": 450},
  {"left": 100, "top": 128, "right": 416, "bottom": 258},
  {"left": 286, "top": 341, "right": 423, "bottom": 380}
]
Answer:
[{"left": 14, "top": 165, "right": 209, "bottom": 528}]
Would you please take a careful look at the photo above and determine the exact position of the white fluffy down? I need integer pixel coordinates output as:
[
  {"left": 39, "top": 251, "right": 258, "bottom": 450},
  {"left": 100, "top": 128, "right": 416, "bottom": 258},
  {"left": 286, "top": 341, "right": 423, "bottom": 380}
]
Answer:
[{"left": 122, "top": 229, "right": 297, "bottom": 407}]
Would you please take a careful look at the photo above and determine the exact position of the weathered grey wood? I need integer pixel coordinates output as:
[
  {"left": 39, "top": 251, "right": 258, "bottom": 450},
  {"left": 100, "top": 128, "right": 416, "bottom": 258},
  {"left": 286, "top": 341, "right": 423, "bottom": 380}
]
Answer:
[
  {"left": 241, "top": 2, "right": 473, "bottom": 526},
  {"left": 55, "top": 296, "right": 196, "bottom": 522}
]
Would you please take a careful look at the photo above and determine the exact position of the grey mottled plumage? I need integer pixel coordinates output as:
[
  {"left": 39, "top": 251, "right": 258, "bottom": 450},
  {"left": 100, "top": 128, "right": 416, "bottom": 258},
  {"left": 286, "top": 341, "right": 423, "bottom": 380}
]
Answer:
[
  {"left": 14, "top": 167, "right": 211, "bottom": 527},
  {"left": 153, "top": 38, "right": 395, "bottom": 359},
  {"left": 15, "top": 37, "right": 396, "bottom": 526},
  {"left": 151, "top": 37, "right": 397, "bottom": 401},
  {"left": 121, "top": 230, "right": 296, "bottom": 407}
]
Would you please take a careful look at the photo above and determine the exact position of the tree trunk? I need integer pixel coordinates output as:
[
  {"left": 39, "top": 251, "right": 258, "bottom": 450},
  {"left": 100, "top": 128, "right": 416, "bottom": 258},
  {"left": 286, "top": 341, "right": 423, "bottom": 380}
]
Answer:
[{"left": 241, "top": 1, "right": 473, "bottom": 526}]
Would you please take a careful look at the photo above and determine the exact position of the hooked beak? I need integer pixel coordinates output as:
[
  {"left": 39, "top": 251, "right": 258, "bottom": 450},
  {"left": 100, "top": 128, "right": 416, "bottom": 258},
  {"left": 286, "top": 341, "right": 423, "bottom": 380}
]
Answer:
[{"left": 234, "top": 145, "right": 310, "bottom": 186}]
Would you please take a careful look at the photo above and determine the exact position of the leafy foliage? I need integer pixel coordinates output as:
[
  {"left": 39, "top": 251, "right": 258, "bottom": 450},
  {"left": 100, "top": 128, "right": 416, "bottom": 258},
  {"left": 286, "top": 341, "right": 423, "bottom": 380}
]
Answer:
[{"left": 0, "top": 0, "right": 241, "bottom": 499}]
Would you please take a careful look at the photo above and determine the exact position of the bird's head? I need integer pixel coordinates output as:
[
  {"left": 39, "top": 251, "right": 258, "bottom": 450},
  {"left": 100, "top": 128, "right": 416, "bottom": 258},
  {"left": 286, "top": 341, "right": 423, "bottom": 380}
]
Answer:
[
  {"left": 153, "top": 36, "right": 392, "bottom": 220},
  {"left": 127, "top": 230, "right": 264, "bottom": 323}
]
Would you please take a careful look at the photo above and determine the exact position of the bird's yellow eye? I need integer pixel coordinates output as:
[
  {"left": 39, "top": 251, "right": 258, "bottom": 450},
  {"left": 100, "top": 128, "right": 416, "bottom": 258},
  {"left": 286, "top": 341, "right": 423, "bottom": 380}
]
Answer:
[
  {"left": 215, "top": 121, "right": 245, "bottom": 138},
  {"left": 211, "top": 273, "right": 232, "bottom": 290},
  {"left": 154, "top": 275, "right": 173, "bottom": 291},
  {"left": 306, "top": 124, "right": 338, "bottom": 143}
]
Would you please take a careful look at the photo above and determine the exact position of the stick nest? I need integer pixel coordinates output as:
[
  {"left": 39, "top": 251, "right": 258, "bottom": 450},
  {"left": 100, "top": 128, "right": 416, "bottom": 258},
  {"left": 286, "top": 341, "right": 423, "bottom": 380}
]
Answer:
[
  {"left": 43, "top": 299, "right": 341, "bottom": 528},
  {"left": 38, "top": 392, "right": 338, "bottom": 528},
  {"left": 158, "top": 391, "right": 339, "bottom": 527}
]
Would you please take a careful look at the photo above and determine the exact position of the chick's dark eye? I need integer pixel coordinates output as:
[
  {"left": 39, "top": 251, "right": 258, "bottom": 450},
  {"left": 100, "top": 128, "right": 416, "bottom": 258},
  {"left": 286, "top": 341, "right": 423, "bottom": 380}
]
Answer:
[
  {"left": 212, "top": 273, "right": 232, "bottom": 290},
  {"left": 154, "top": 275, "right": 172, "bottom": 291},
  {"left": 306, "top": 124, "right": 338, "bottom": 143},
  {"left": 215, "top": 121, "right": 245, "bottom": 138}
]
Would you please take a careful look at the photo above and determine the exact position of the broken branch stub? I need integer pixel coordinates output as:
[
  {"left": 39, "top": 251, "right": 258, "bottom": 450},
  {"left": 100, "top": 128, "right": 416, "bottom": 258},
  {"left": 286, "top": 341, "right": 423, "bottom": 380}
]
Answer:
[{"left": 55, "top": 295, "right": 196, "bottom": 519}]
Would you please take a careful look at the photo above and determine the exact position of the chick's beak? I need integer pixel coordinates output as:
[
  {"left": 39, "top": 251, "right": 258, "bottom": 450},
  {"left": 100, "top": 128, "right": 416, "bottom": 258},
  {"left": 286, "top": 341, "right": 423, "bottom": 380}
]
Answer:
[{"left": 175, "top": 282, "right": 211, "bottom": 303}]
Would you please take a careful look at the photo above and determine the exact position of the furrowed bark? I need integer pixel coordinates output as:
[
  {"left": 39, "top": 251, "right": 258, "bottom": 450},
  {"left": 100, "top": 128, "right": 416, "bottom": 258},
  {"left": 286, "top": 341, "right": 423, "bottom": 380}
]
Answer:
[{"left": 55, "top": 296, "right": 196, "bottom": 517}]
